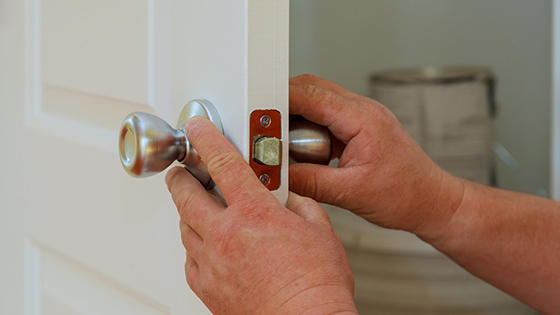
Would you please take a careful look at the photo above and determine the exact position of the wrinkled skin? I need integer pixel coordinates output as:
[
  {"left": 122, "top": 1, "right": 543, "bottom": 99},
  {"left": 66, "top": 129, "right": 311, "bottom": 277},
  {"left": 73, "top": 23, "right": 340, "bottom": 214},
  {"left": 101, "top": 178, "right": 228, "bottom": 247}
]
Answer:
[
  {"left": 166, "top": 74, "right": 560, "bottom": 314},
  {"left": 288, "top": 74, "right": 464, "bottom": 240},
  {"left": 289, "top": 75, "right": 560, "bottom": 315},
  {"left": 166, "top": 116, "right": 358, "bottom": 315},
  {"left": 165, "top": 74, "right": 462, "bottom": 314}
]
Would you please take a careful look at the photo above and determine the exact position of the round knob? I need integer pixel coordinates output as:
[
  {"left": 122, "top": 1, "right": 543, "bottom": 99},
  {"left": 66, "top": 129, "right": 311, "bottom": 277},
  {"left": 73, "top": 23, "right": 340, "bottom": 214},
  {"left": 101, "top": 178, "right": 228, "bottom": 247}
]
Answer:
[
  {"left": 289, "top": 120, "right": 332, "bottom": 165},
  {"left": 119, "top": 112, "right": 186, "bottom": 178},
  {"left": 118, "top": 99, "right": 223, "bottom": 189}
]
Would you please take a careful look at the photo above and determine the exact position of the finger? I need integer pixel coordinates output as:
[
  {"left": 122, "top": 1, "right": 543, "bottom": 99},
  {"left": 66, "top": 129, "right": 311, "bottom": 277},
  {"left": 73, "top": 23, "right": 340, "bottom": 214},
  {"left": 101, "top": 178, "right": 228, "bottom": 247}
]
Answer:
[
  {"left": 289, "top": 163, "right": 355, "bottom": 207},
  {"left": 185, "top": 252, "right": 200, "bottom": 293},
  {"left": 289, "top": 84, "right": 364, "bottom": 143},
  {"left": 290, "top": 74, "right": 369, "bottom": 101},
  {"left": 286, "top": 192, "right": 331, "bottom": 226},
  {"left": 184, "top": 116, "right": 273, "bottom": 206},
  {"left": 180, "top": 219, "right": 203, "bottom": 259},
  {"left": 166, "top": 166, "right": 223, "bottom": 237}
]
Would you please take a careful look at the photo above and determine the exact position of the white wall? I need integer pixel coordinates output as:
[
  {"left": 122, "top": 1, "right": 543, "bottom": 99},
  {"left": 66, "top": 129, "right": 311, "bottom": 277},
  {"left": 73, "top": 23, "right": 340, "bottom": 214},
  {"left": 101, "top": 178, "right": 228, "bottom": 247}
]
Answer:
[{"left": 290, "top": 0, "right": 552, "bottom": 193}]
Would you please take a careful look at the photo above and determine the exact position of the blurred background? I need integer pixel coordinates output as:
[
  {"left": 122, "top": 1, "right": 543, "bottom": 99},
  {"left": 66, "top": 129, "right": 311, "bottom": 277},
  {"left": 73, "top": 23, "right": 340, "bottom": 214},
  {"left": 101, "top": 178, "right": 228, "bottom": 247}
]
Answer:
[{"left": 290, "top": 1, "right": 552, "bottom": 314}]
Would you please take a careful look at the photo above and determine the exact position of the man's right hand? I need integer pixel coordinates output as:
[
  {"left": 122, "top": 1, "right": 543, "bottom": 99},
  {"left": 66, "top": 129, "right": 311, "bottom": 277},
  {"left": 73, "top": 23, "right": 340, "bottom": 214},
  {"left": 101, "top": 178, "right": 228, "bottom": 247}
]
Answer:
[
  {"left": 289, "top": 74, "right": 560, "bottom": 314},
  {"left": 288, "top": 74, "right": 464, "bottom": 240}
]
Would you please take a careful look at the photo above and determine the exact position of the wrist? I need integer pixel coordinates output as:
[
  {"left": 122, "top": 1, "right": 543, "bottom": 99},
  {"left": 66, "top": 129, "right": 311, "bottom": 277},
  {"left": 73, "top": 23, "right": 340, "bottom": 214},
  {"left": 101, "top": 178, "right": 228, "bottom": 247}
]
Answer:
[
  {"left": 271, "top": 284, "right": 358, "bottom": 315},
  {"left": 411, "top": 169, "right": 466, "bottom": 245}
]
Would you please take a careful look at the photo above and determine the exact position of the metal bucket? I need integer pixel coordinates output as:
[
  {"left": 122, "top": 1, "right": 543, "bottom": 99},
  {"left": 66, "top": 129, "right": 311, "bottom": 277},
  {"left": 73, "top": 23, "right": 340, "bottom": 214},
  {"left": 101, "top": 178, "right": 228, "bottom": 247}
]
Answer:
[
  {"left": 331, "top": 67, "right": 537, "bottom": 314},
  {"left": 369, "top": 66, "right": 495, "bottom": 185}
]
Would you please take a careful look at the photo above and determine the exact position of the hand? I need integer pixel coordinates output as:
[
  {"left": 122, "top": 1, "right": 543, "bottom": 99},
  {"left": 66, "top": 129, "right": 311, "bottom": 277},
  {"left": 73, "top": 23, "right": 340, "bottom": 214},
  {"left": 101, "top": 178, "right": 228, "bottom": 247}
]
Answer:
[
  {"left": 289, "top": 74, "right": 465, "bottom": 239},
  {"left": 165, "top": 117, "right": 357, "bottom": 315}
]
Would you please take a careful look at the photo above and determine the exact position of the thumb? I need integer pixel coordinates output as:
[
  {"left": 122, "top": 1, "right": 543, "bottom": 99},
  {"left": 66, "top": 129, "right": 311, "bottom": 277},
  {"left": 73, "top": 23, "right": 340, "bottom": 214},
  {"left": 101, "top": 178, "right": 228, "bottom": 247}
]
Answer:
[
  {"left": 289, "top": 163, "right": 349, "bottom": 207},
  {"left": 286, "top": 192, "right": 331, "bottom": 226}
]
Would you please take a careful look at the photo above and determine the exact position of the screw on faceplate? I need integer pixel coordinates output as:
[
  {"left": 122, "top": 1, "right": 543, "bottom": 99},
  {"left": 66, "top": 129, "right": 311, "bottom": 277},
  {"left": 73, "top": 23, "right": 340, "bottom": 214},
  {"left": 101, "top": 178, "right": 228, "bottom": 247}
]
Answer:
[
  {"left": 259, "top": 174, "right": 271, "bottom": 186},
  {"left": 260, "top": 115, "right": 271, "bottom": 128}
]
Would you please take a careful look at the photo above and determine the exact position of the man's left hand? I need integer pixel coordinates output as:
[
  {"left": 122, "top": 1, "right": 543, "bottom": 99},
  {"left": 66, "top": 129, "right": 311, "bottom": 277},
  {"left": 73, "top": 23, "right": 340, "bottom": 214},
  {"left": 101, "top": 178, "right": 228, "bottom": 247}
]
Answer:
[{"left": 165, "top": 116, "right": 357, "bottom": 315}]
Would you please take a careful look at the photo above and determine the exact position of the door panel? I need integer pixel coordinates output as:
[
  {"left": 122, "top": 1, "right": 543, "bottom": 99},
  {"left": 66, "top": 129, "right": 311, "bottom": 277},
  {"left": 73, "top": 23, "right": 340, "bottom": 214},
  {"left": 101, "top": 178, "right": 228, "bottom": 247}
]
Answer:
[
  {"left": 26, "top": 241, "right": 169, "bottom": 315},
  {"left": 41, "top": 0, "right": 149, "bottom": 104},
  {"left": 0, "top": 0, "right": 288, "bottom": 314},
  {"left": 26, "top": 0, "right": 165, "bottom": 152}
]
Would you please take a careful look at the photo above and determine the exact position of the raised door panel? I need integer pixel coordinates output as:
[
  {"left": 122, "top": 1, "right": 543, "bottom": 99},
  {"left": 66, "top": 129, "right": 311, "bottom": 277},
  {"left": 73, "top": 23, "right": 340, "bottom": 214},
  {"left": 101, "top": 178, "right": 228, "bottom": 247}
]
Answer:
[
  {"left": 19, "top": 1, "right": 199, "bottom": 314},
  {"left": 26, "top": 0, "right": 171, "bottom": 151},
  {"left": 1, "top": 1, "right": 287, "bottom": 315}
]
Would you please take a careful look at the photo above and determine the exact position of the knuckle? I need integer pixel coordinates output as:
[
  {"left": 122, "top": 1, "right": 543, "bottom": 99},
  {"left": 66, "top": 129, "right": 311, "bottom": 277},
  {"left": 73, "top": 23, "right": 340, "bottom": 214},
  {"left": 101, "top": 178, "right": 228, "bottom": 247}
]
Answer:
[
  {"left": 175, "top": 192, "right": 193, "bottom": 211},
  {"left": 297, "top": 73, "right": 320, "bottom": 82},
  {"left": 300, "top": 85, "right": 339, "bottom": 120},
  {"left": 181, "top": 235, "right": 190, "bottom": 251},
  {"left": 185, "top": 273, "right": 195, "bottom": 288},
  {"left": 299, "top": 195, "right": 318, "bottom": 208},
  {"left": 206, "top": 148, "right": 245, "bottom": 178},
  {"left": 180, "top": 219, "right": 189, "bottom": 236},
  {"left": 185, "top": 267, "right": 198, "bottom": 290},
  {"left": 298, "top": 170, "right": 320, "bottom": 201},
  {"left": 181, "top": 226, "right": 195, "bottom": 251},
  {"left": 371, "top": 101, "right": 398, "bottom": 123},
  {"left": 175, "top": 191, "right": 202, "bottom": 216},
  {"left": 302, "top": 84, "right": 326, "bottom": 102},
  {"left": 165, "top": 167, "right": 181, "bottom": 187}
]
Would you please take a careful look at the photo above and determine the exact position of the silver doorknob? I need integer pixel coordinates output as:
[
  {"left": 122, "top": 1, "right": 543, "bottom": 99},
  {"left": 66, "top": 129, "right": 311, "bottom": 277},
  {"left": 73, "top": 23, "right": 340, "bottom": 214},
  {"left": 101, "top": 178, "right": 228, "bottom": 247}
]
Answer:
[
  {"left": 289, "top": 119, "right": 332, "bottom": 165},
  {"left": 118, "top": 99, "right": 223, "bottom": 189},
  {"left": 118, "top": 104, "right": 332, "bottom": 187}
]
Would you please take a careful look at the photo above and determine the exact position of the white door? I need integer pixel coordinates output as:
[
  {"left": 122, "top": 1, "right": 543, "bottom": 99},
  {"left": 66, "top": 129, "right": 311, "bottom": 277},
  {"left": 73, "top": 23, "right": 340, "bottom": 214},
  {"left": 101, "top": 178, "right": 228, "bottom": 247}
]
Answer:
[{"left": 0, "top": 1, "right": 288, "bottom": 314}]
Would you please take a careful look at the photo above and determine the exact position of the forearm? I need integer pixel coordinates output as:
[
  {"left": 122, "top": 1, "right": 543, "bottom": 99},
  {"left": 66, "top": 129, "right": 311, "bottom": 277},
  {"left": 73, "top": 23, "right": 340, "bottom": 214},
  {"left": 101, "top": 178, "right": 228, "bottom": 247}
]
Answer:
[{"left": 419, "top": 178, "right": 560, "bottom": 314}]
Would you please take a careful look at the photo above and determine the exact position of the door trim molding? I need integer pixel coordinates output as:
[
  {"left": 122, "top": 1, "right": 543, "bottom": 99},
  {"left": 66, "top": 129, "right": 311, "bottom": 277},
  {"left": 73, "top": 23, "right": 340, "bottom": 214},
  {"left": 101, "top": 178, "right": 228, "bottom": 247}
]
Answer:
[{"left": 552, "top": 0, "right": 560, "bottom": 200}]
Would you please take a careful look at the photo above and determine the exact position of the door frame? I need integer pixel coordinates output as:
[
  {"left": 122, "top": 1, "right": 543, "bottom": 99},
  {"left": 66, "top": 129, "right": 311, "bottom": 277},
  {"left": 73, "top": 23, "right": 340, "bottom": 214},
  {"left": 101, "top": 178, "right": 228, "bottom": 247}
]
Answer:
[{"left": 552, "top": 0, "right": 560, "bottom": 200}]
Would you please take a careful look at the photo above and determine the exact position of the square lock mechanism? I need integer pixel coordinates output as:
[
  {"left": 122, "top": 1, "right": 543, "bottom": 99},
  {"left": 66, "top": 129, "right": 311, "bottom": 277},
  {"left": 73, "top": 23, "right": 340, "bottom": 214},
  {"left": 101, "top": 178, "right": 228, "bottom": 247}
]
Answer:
[{"left": 250, "top": 110, "right": 282, "bottom": 190}]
